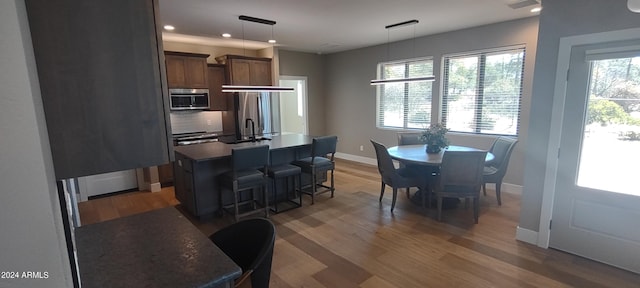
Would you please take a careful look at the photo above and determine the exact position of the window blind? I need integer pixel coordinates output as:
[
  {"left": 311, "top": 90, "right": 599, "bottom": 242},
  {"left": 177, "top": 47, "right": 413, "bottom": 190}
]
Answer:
[
  {"left": 442, "top": 46, "right": 524, "bottom": 136},
  {"left": 376, "top": 58, "right": 433, "bottom": 129}
]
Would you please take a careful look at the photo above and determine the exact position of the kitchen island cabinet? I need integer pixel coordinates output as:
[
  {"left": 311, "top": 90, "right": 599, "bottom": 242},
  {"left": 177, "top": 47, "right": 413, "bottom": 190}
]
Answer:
[{"left": 174, "top": 134, "right": 316, "bottom": 218}]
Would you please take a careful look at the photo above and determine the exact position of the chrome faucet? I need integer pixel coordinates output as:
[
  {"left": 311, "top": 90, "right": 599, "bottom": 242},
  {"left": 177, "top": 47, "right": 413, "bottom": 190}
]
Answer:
[{"left": 245, "top": 118, "right": 256, "bottom": 142}]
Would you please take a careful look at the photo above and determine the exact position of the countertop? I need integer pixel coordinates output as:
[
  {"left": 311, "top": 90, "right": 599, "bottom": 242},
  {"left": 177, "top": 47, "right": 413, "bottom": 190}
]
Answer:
[
  {"left": 75, "top": 207, "right": 241, "bottom": 288},
  {"left": 174, "top": 133, "right": 316, "bottom": 162}
]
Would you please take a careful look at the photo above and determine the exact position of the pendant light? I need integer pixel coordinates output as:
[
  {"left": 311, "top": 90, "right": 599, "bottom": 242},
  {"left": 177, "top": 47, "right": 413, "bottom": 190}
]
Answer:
[
  {"left": 370, "top": 20, "right": 435, "bottom": 85},
  {"left": 221, "top": 15, "right": 294, "bottom": 93},
  {"left": 629, "top": 0, "right": 640, "bottom": 12}
]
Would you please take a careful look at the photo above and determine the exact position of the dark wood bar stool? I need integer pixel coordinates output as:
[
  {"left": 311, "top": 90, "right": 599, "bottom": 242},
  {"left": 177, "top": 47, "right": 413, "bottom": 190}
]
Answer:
[
  {"left": 266, "top": 164, "right": 302, "bottom": 213},
  {"left": 292, "top": 135, "right": 338, "bottom": 204},
  {"left": 219, "top": 145, "right": 270, "bottom": 222}
]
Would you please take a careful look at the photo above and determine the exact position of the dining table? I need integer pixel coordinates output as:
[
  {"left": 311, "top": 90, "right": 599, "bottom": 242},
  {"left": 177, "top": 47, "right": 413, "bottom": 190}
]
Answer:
[
  {"left": 387, "top": 144, "right": 494, "bottom": 166},
  {"left": 386, "top": 144, "right": 494, "bottom": 208}
]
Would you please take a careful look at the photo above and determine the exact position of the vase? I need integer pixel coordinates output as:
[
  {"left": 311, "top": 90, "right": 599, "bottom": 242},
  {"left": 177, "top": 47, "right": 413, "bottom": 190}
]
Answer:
[{"left": 426, "top": 145, "right": 441, "bottom": 154}]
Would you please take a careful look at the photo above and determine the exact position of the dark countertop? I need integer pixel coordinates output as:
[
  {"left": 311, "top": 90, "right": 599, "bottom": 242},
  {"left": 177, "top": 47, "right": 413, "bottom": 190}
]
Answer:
[
  {"left": 75, "top": 207, "right": 241, "bottom": 288},
  {"left": 175, "top": 133, "right": 315, "bottom": 162}
]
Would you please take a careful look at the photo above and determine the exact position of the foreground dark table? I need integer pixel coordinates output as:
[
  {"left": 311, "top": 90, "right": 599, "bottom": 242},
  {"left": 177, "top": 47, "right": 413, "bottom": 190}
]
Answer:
[{"left": 75, "top": 207, "right": 241, "bottom": 288}]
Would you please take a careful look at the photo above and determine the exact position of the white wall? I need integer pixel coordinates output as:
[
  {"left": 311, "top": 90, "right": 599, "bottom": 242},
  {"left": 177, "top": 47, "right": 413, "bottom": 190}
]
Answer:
[
  {"left": 0, "top": 0, "right": 73, "bottom": 287},
  {"left": 322, "top": 17, "right": 539, "bottom": 187}
]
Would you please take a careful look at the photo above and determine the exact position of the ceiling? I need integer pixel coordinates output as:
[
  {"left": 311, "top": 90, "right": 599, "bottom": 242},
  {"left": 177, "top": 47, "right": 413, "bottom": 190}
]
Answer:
[{"left": 158, "top": 0, "right": 541, "bottom": 55}]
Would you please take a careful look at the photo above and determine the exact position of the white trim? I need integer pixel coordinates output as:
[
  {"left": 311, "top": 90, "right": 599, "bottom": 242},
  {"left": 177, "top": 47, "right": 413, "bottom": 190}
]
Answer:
[
  {"left": 150, "top": 182, "right": 162, "bottom": 193},
  {"left": 539, "top": 27, "right": 640, "bottom": 249},
  {"left": 279, "top": 75, "right": 309, "bottom": 135},
  {"left": 516, "top": 226, "right": 539, "bottom": 245},
  {"left": 335, "top": 152, "right": 378, "bottom": 166}
]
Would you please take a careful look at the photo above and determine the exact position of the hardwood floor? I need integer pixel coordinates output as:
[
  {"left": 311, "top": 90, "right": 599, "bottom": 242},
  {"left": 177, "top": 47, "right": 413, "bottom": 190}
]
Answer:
[{"left": 78, "top": 159, "right": 640, "bottom": 287}]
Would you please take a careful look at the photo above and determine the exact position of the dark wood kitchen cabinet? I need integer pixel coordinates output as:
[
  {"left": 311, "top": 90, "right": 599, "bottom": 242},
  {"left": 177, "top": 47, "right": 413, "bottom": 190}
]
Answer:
[
  {"left": 207, "top": 64, "right": 227, "bottom": 110},
  {"left": 215, "top": 55, "right": 273, "bottom": 86},
  {"left": 25, "top": 0, "right": 173, "bottom": 179},
  {"left": 165, "top": 52, "right": 209, "bottom": 88}
]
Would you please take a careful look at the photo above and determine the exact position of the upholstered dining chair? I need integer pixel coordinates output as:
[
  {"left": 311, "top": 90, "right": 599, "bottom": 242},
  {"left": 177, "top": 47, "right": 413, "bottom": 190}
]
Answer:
[
  {"left": 397, "top": 132, "right": 424, "bottom": 146},
  {"left": 292, "top": 135, "right": 338, "bottom": 204},
  {"left": 371, "top": 140, "right": 429, "bottom": 211},
  {"left": 397, "top": 132, "right": 439, "bottom": 199},
  {"left": 482, "top": 137, "right": 518, "bottom": 205},
  {"left": 209, "top": 218, "right": 276, "bottom": 288},
  {"left": 433, "top": 150, "right": 487, "bottom": 223}
]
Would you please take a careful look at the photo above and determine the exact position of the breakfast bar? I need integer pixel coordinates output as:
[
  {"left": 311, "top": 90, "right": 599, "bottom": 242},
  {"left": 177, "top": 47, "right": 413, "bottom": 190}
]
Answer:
[{"left": 173, "top": 134, "right": 316, "bottom": 218}]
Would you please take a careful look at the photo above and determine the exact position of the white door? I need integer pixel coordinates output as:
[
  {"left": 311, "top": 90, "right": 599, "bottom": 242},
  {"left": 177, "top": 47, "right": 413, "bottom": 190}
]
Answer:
[
  {"left": 279, "top": 76, "right": 308, "bottom": 134},
  {"left": 550, "top": 40, "right": 640, "bottom": 273},
  {"left": 78, "top": 170, "right": 138, "bottom": 200}
]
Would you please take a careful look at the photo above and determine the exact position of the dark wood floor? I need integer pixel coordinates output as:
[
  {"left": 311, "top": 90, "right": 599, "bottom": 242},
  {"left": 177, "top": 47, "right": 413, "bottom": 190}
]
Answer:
[{"left": 78, "top": 159, "right": 640, "bottom": 287}]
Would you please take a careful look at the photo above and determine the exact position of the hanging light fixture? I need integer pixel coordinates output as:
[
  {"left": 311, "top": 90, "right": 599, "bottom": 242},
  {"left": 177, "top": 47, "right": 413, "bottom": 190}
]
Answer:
[
  {"left": 370, "top": 19, "right": 435, "bottom": 85},
  {"left": 221, "top": 15, "right": 294, "bottom": 93}
]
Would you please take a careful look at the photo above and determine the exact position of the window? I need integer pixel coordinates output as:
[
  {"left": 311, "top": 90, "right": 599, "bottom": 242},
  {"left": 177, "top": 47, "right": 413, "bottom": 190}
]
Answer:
[
  {"left": 442, "top": 46, "right": 524, "bottom": 135},
  {"left": 376, "top": 58, "right": 433, "bottom": 129}
]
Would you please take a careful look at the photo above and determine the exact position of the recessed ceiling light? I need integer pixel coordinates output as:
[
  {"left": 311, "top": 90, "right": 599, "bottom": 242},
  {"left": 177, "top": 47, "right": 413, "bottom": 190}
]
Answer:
[
  {"left": 222, "top": 33, "right": 231, "bottom": 38},
  {"left": 164, "top": 25, "right": 175, "bottom": 31},
  {"left": 268, "top": 39, "right": 276, "bottom": 44},
  {"left": 531, "top": 7, "right": 542, "bottom": 13}
]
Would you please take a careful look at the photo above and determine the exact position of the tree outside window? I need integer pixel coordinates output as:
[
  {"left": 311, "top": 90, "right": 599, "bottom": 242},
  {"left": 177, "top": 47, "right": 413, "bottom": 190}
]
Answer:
[
  {"left": 376, "top": 58, "right": 433, "bottom": 129},
  {"left": 442, "top": 47, "right": 524, "bottom": 136}
]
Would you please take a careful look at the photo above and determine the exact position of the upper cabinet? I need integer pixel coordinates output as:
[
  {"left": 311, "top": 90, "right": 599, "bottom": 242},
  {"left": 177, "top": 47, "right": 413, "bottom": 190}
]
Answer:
[
  {"left": 215, "top": 55, "right": 273, "bottom": 86},
  {"left": 165, "top": 52, "right": 209, "bottom": 88},
  {"left": 207, "top": 64, "right": 227, "bottom": 111},
  {"left": 25, "top": 0, "right": 172, "bottom": 179}
]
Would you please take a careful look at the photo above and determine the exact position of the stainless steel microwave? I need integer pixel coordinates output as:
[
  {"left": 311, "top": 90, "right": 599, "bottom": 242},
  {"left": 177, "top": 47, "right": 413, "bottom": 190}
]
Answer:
[{"left": 169, "top": 88, "right": 210, "bottom": 110}]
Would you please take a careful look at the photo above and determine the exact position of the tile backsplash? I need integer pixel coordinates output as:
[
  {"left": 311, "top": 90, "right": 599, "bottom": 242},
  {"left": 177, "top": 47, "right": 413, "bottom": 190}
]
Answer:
[{"left": 170, "top": 111, "right": 223, "bottom": 134}]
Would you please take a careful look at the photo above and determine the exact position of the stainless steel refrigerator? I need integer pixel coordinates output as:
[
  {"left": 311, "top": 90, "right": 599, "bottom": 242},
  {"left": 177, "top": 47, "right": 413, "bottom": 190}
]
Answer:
[{"left": 221, "top": 92, "right": 281, "bottom": 141}]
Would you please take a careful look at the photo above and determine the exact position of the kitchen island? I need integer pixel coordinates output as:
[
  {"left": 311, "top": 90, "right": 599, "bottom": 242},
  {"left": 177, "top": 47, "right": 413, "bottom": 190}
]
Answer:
[{"left": 174, "top": 134, "right": 316, "bottom": 218}]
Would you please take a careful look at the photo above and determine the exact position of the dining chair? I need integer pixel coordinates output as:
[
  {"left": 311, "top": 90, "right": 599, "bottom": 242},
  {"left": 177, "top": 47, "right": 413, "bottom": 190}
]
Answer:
[
  {"left": 292, "top": 135, "right": 338, "bottom": 204},
  {"left": 209, "top": 218, "right": 276, "bottom": 288},
  {"left": 397, "top": 132, "right": 424, "bottom": 145},
  {"left": 433, "top": 150, "right": 487, "bottom": 223},
  {"left": 482, "top": 137, "right": 518, "bottom": 205},
  {"left": 219, "top": 145, "right": 270, "bottom": 222},
  {"left": 371, "top": 140, "right": 429, "bottom": 211},
  {"left": 397, "top": 132, "right": 440, "bottom": 199}
]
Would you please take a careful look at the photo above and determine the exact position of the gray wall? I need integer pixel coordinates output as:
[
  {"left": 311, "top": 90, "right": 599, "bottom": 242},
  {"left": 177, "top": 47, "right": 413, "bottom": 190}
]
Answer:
[
  {"left": 319, "top": 17, "right": 539, "bottom": 187},
  {"left": 278, "top": 50, "right": 327, "bottom": 136},
  {"left": 0, "top": 0, "right": 73, "bottom": 287},
  {"left": 520, "top": 0, "right": 640, "bottom": 232}
]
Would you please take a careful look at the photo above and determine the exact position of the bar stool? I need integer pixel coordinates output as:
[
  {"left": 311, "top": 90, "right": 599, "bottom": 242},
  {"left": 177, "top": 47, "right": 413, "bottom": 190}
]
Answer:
[
  {"left": 292, "top": 135, "right": 338, "bottom": 204},
  {"left": 266, "top": 164, "right": 302, "bottom": 213},
  {"left": 219, "top": 145, "right": 270, "bottom": 222}
]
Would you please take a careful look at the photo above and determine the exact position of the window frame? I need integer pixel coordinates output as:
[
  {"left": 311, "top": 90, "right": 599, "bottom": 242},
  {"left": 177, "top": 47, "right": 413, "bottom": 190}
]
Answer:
[
  {"left": 441, "top": 45, "right": 525, "bottom": 136},
  {"left": 375, "top": 56, "right": 434, "bottom": 130}
]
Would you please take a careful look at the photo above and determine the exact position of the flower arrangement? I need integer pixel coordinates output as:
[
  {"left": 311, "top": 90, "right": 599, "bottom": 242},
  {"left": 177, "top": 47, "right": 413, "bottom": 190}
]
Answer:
[{"left": 420, "top": 123, "right": 450, "bottom": 153}]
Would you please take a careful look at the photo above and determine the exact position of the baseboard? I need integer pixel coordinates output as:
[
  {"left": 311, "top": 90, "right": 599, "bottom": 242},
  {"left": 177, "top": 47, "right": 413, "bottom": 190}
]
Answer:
[
  {"left": 149, "top": 182, "right": 162, "bottom": 192},
  {"left": 335, "top": 152, "right": 377, "bottom": 166},
  {"left": 515, "top": 226, "right": 538, "bottom": 245}
]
